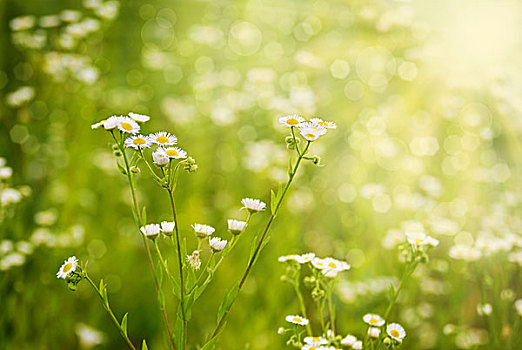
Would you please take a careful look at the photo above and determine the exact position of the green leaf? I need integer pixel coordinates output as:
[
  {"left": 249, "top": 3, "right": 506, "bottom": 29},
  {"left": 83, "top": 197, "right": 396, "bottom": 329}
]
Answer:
[
  {"left": 174, "top": 314, "right": 183, "bottom": 350},
  {"left": 200, "top": 321, "right": 227, "bottom": 350},
  {"left": 270, "top": 189, "right": 277, "bottom": 215},
  {"left": 121, "top": 313, "right": 128, "bottom": 336},
  {"left": 141, "top": 206, "right": 147, "bottom": 225},
  {"left": 99, "top": 278, "right": 105, "bottom": 293},
  {"left": 156, "top": 260, "right": 163, "bottom": 287},
  {"left": 158, "top": 289, "right": 165, "bottom": 309},
  {"left": 195, "top": 267, "right": 215, "bottom": 301},
  {"left": 388, "top": 284, "right": 396, "bottom": 300},
  {"left": 117, "top": 161, "right": 127, "bottom": 175},
  {"left": 217, "top": 284, "right": 239, "bottom": 323},
  {"left": 142, "top": 339, "right": 148, "bottom": 350}
]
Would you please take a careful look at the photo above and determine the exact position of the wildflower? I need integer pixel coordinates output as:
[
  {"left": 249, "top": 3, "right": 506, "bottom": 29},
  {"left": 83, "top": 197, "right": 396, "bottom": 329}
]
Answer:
[
  {"left": 241, "top": 198, "right": 266, "bottom": 213},
  {"left": 310, "top": 118, "right": 337, "bottom": 130},
  {"left": 304, "top": 336, "right": 328, "bottom": 345},
  {"left": 160, "top": 221, "right": 175, "bottom": 236},
  {"left": 192, "top": 224, "right": 215, "bottom": 238},
  {"left": 280, "top": 253, "right": 316, "bottom": 264},
  {"left": 363, "top": 314, "right": 385, "bottom": 327},
  {"left": 140, "top": 224, "right": 160, "bottom": 240},
  {"left": 279, "top": 114, "right": 305, "bottom": 127},
  {"left": 128, "top": 112, "right": 150, "bottom": 123},
  {"left": 368, "top": 327, "right": 381, "bottom": 338},
  {"left": 285, "top": 315, "right": 309, "bottom": 326},
  {"left": 187, "top": 250, "right": 201, "bottom": 270},
  {"left": 477, "top": 303, "right": 492, "bottom": 316},
  {"left": 228, "top": 219, "right": 247, "bottom": 235},
  {"left": 91, "top": 120, "right": 105, "bottom": 129},
  {"left": 323, "top": 257, "right": 351, "bottom": 272},
  {"left": 209, "top": 237, "right": 227, "bottom": 252},
  {"left": 0, "top": 167, "right": 12, "bottom": 179},
  {"left": 149, "top": 131, "right": 177, "bottom": 146},
  {"left": 300, "top": 121, "right": 328, "bottom": 136},
  {"left": 341, "top": 334, "right": 358, "bottom": 346},
  {"left": 57, "top": 256, "right": 79, "bottom": 279},
  {"left": 277, "top": 327, "right": 284, "bottom": 335},
  {"left": 1, "top": 188, "right": 22, "bottom": 206},
  {"left": 152, "top": 148, "right": 169, "bottom": 167},
  {"left": 102, "top": 116, "right": 123, "bottom": 130},
  {"left": 117, "top": 117, "right": 140, "bottom": 134},
  {"left": 299, "top": 127, "right": 321, "bottom": 141},
  {"left": 386, "top": 323, "right": 406, "bottom": 341},
  {"left": 164, "top": 147, "right": 187, "bottom": 159},
  {"left": 406, "top": 231, "right": 439, "bottom": 248},
  {"left": 352, "top": 341, "right": 363, "bottom": 349},
  {"left": 124, "top": 135, "right": 152, "bottom": 150}
]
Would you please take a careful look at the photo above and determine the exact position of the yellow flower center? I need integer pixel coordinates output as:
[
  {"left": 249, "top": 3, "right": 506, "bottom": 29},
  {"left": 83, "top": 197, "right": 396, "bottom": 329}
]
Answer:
[
  {"left": 391, "top": 329, "right": 400, "bottom": 338},
  {"left": 287, "top": 118, "right": 299, "bottom": 125},
  {"left": 156, "top": 136, "right": 169, "bottom": 143},
  {"left": 305, "top": 133, "right": 315, "bottom": 139},
  {"left": 328, "top": 262, "right": 337, "bottom": 268},
  {"left": 133, "top": 138, "right": 146, "bottom": 145},
  {"left": 318, "top": 121, "right": 327, "bottom": 126},
  {"left": 310, "top": 347, "right": 316, "bottom": 350},
  {"left": 415, "top": 238, "right": 424, "bottom": 244},
  {"left": 63, "top": 262, "right": 73, "bottom": 273},
  {"left": 121, "top": 122, "right": 133, "bottom": 131},
  {"left": 292, "top": 317, "right": 302, "bottom": 323},
  {"left": 166, "top": 149, "right": 179, "bottom": 157},
  {"left": 370, "top": 318, "right": 378, "bottom": 324}
]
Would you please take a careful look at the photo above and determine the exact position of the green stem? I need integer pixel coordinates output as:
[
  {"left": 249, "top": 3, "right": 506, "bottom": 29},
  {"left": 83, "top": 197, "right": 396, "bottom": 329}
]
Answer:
[
  {"left": 326, "top": 280, "right": 336, "bottom": 334},
  {"left": 383, "top": 260, "right": 419, "bottom": 320},
  {"left": 209, "top": 141, "right": 311, "bottom": 340},
  {"left": 294, "top": 278, "right": 312, "bottom": 336},
  {"left": 85, "top": 275, "right": 137, "bottom": 350}
]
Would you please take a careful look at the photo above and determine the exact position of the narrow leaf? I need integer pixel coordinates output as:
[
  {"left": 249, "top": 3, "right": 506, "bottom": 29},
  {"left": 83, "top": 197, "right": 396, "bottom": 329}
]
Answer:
[
  {"left": 142, "top": 339, "right": 148, "bottom": 350},
  {"left": 117, "top": 162, "right": 127, "bottom": 175},
  {"left": 121, "top": 313, "right": 128, "bottom": 336},
  {"left": 217, "top": 284, "right": 239, "bottom": 322},
  {"left": 141, "top": 206, "right": 147, "bottom": 225},
  {"left": 270, "top": 189, "right": 277, "bottom": 215},
  {"left": 158, "top": 289, "right": 165, "bottom": 309}
]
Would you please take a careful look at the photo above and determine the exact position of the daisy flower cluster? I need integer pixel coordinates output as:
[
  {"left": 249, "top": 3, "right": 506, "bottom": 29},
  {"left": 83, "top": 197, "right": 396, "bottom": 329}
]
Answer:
[
  {"left": 279, "top": 115, "right": 336, "bottom": 142},
  {"left": 56, "top": 256, "right": 84, "bottom": 291},
  {"left": 140, "top": 221, "right": 175, "bottom": 240}
]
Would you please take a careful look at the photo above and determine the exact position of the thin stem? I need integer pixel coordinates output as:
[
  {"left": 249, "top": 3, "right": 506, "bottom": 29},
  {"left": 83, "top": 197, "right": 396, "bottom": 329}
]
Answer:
[
  {"left": 209, "top": 141, "right": 311, "bottom": 340},
  {"left": 85, "top": 275, "right": 137, "bottom": 350},
  {"left": 189, "top": 251, "right": 215, "bottom": 292},
  {"left": 316, "top": 297, "right": 326, "bottom": 333},
  {"left": 293, "top": 269, "right": 312, "bottom": 336},
  {"left": 326, "top": 281, "right": 336, "bottom": 334},
  {"left": 383, "top": 260, "right": 419, "bottom": 320}
]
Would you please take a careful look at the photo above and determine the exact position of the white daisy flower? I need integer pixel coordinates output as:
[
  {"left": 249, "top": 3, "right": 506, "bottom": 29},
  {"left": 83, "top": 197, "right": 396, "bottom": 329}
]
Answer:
[
  {"left": 300, "top": 121, "right": 328, "bottom": 135},
  {"left": 117, "top": 117, "right": 140, "bottom": 134},
  {"left": 160, "top": 221, "right": 175, "bottom": 236},
  {"left": 149, "top": 131, "right": 177, "bottom": 146},
  {"left": 285, "top": 315, "right": 309, "bottom": 326},
  {"left": 209, "top": 237, "right": 227, "bottom": 252},
  {"left": 299, "top": 127, "right": 321, "bottom": 141},
  {"left": 128, "top": 112, "right": 150, "bottom": 123},
  {"left": 515, "top": 299, "right": 522, "bottom": 317},
  {"left": 341, "top": 334, "right": 358, "bottom": 346},
  {"left": 368, "top": 327, "right": 381, "bottom": 338},
  {"left": 241, "top": 198, "right": 266, "bottom": 213},
  {"left": 323, "top": 257, "right": 351, "bottom": 272},
  {"left": 91, "top": 120, "right": 105, "bottom": 129},
  {"left": 152, "top": 148, "right": 169, "bottom": 167},
  {"left": 406, "top": 231, "right": 439, "bottom": 248},
  {"left": 322, "top": 269, "right": 339, "bottom": 278},
  {"left": 140, "top": 224, "right": 161, "bottom": 240},
  {"left": 386, "top": 323, "right": 406, "bottom": 341},
  {"left": 57, "top": 256, "right": 79, "bottom": 279},
  {"left": 304, "top": 336, "right": 328, "bottom": 345},
  {"left": 363, "top": 314, "right": 385, "bottom": 327},
  {"left": 352, "top": 340, "right": 363, "bottom": 349},
  {"left": 279, "top": 114, "right": 305, "bottom": 127},
  {"left": 192, "top": 223, "right": 215, "bottom": 238},
  {"left": 278, "top": 254, "right": 301, "bottom": 263},
  {"left": 228, "top": 219, "right": 247, "bottom": 235},
  {"left": 302, "top": 345, "right": 332, "bottom": 350},
  {"left": 311, "top": 257, "right": 327, "bottom": 269},
  {"left": 102, "top": 116, "right": 122, "bottom": 130},
  {"left": 124, "top": 135, "right": 152, "bottom": 150},
  {"left": 477, "top": 303, "right": 492, "bottom": 316},
  {"left": 296, "top": 253, "right": 316, "bottom": 263},
  {"left": 310, "top": 118, "right": 337, "bottom": 130},
  {"left": 187, "top": 250, "right": 201, "bottom": 270},
  {"left": 164, "top": 147, "right": 187, "bottom": 159}
]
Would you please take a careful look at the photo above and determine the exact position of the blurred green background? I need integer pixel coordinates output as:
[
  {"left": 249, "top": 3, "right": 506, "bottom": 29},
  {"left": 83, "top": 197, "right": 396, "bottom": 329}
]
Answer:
[{"left": 1, "top": 0, "right": 522, "bottom": 349}]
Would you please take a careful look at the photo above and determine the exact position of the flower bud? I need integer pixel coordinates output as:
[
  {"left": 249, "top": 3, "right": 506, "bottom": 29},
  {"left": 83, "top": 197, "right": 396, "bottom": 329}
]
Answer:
[{"left": 130, "top": 166, "right": 140, "bottom": 174}]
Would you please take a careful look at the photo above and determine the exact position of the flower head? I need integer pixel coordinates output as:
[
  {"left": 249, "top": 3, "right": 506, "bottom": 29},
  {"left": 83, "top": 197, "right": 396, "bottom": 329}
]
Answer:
[
  {"left": 149, "top": 131, "right": 177, "bottom": 146},
  {"left": 285, "top": 315, "right": 309, "bottom": 326},
  {"left": 140, "top": 224, "right": 161, "bottom": 240},
  {"left": 124, "top": 135, "right": 152, "bottom": 150},
  {"left": 160, "top": 221, "right": 175, "bottom": 236},
  {"left": 209, "top": 237, "right": 227, "bottom": 252},
  {"left": 152, "top": 148, "right": 169, "bottom": 167},
  {"left": 353, "top": 340, "right": 363, "bottom": 349},
  {"left": 363, "top": 314, "right": 385, "bottom": 327},
  {"left": 192, "top": 224, "right": 215, "bottom": 238},
  {"left": 228, "top": 219, "right": 247, "bottom": 235},
  {"left": 91, "top": 120, "right": 105, "bottom": 129},
  {"left": 187, "top": 250, "right": 201, "bottom": 270},
  {"left": 117, "top": 117, "right": 140, "bottom": 134},
  {"left": 386, "top": 323, "right": 406, "bottom": 341},
  {"left": 299, "top": 127, "right": 321, "bottom": 141},
  {"left": 310, "top": 118, "right": 336, "bottom": 130},
  {"left": 128, "top": 112, "right": 150, "bottom": 123},
  {"left": 279, "top": 253, "right": 316, "bottom": 264},
  {"left": 164, "top": 147, "right": 187, "bottom": 159},
  {"left": 57, "top": 256, "right": 78, "bottom": 279},
  {"left": 279, "top": 114, "right": 305, "bottom": 127},
  {"left": 341, "top": 334, "right": 358, "bottom": 346},
  {"left": 241, "top": 198, "right": 266, "bottom": 213},
  {"left": 101, "top": 116, "right": 122, "bottom": 130},
  {"left": 304, "top": 336, "right": 328, "bottom": 345},
  {"left": 406, "top": 231, "right": 439, "bottom": 248},
  {"left": 368, "top": 327, "right": 381, "bottom": 338}
]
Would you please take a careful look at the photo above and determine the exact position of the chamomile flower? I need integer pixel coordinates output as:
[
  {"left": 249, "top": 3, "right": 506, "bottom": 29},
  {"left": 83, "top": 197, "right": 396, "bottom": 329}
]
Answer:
[
  {"left": 117, "top": 117, "right": 140, "bottom": 134},
  {"left": 406, "top": 231, "right": 439, "bottom": 248},
  {"left": 128, "top": 112, "right": 150, "bottom": 123},
  {"left": 101, "top": 116, "right": 122, "bottom": 130},
  {"left": 241, "top": 198, "right": 266, "bottom": 213},
  {"left": 311, "top": 118, "right": 337, "bottom": 130},
  {"left": 160, "top": 221, "right": 175, "bottom": 236},
  {"left": 279, "top": 253, "right": 316, "bottom": 264},
  {"left": 285, "top": 315, "right": 309, "bottom": 326},
  {"left": 311, "top": 257, "right": 326, "bottom": 269},
  {"left": 91, "top": 120, "right": 105, "bottom": 129},
  {"left": 300, "top": 121, "right": 328, "bottom": 135},
  {"left": 353, "top": 341, "right": 363, "bottom": 349},
  {"left": 209, "top": 237, "right": 227, "bottom": 252},
  {"left": 279, "top": 114, "right": 305, "bottom": 127},
  {"left": 124, "top": 135, "right": 152, "bottom": 150},
  {"left": 57, "top": 256, "right": 78, "bottom": 279},
  {"left": 149, "top": 131, "right": 177, "bottom": 146},
  {"left": 304, "top": 336, "right": 328, "bottom": 345},
  {"left": 152, "top": 148, "right": 169, "bottom": 167},
  {"left": 386, "top": 323, "right": 406, "bottom": 341},
  {"left": 278, "top": 254, "right": 301, "bottom": 263},
  {"left": 341, "top": 334, "right": 358, "bottom": 346},
  {"left": 368, "top": 327, "right": 381, "bottom": 338},
  {"left": 363, "top": 314, "right": 385, "bottom": 327},
  {"left": 299, "top": 127, "right": 321, "bottom": 141},
  {"left": 192, "top": 224, "right": 215, "bottom": 238},
  {"left": 228, "top": 219, "right": 247, "bottom": 235},
  {"left": 140, "top": 224, "right": 161, "bottom": 240},
  {"left": 164, "top": 147, "right": 187, "bottom": 159},
  {"left": 323, "top": 257, "right": 351, "bottom": 272},
  {"left": 187, "top": 250, "right": 201, "bottom": 270}
]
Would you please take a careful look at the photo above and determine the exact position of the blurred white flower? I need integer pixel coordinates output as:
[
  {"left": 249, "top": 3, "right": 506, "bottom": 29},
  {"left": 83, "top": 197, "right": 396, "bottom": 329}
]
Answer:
[{"left": 56, "top": 256, "right": 78, "bottom": 279}]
